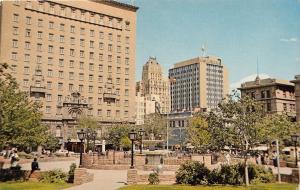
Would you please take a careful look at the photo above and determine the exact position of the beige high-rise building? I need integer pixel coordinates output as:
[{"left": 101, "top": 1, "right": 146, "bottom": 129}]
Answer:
[
  {"left": 291, "top": 75, "right": 300, "bottom": 121},
  {"left": 239, "top": 77, "right": 296, "bottom": 117},
  {"left": 169, "top": 56, "right": 229, "bottom": 111},
  {"left": 0, "top": 1, "right": 138, "bottom": 142},
  {"left": 137, "top": 57, "right": 170, "bottom": 113}
]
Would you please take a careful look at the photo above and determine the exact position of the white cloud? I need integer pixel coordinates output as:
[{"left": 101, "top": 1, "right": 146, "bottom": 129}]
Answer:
[
  {"left": 296, "top": 58, "right": 300, "bottom": 61},
  {"left": 230, "top": 73, "right": 271, "bottom": 92},
  {"left": 280, "top": 37, "right": 299, "bottom": 42}
]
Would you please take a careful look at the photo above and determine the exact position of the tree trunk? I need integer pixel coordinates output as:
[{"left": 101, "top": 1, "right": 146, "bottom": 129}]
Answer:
[{"left": 244, "top": 157, "right": 249, "bottom": 186}]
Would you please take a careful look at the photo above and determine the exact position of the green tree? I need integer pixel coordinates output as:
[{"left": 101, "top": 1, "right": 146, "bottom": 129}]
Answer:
[
  {"left": 43, "top": 134, "right": 60, "bottom": 153},
  {"left": 209, "top": 93, "right": 266, "bottom": 186},
  {"left": 120, "top": 136, "right": 131, "bottom": 151},
  {"left": 0, "top": 63, "right": 46, "bottom": 150},
  {"left": 186, "top": 116, "right": 211, "bottom": 153},
  {"left": 77, "top": 116, "right": 100, "bottom": 151},
  {"left": 142, "top": 113, "right": 168, "bottom": 140}
]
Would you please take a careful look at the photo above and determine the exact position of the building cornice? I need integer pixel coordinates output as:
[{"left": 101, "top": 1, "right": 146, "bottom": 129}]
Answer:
[{"left": 90, "top": 0, "right": 139, "bottom": 12}]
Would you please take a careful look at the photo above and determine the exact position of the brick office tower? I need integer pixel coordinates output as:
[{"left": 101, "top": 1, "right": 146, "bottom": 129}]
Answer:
[
  {"left": 0, "top": 1, "right": 138, "bottom": 144},
  {"left": 169, "top": 56, "right": 229, "bottom": 112},
  {"left": 239, "top": 77, "right": 296, "bottom": 118}
]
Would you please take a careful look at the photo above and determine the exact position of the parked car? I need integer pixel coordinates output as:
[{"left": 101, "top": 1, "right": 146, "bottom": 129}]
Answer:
[{"left": 55, "top": 150, "right": 75, "bottom": 157}]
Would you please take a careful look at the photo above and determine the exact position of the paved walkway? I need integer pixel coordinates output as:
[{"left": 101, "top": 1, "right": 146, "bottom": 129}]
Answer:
[{"left": 65, "top": 170, "right": 127, "bottom": 190}]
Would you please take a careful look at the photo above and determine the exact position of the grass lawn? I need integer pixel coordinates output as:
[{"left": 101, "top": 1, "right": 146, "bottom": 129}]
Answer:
[
  {"left": 119, "top": 183, "right": 297, "bottom": 190},
  {"left": 0, "top": 182, "right": 71, "bottom": 190}
]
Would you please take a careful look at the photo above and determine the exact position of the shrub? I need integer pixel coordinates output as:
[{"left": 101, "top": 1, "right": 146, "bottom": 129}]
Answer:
[
  {"left": 148, "top": 172, "right": 160, "bottom": 185},
  {"left": 0, "top": 168, "right": 26, "bottom": 182},
  {"left": 39, "top": 169, "right": 67, "bottom": 183},
  {"left": 207, "top": 169, "right": 221, "bottom": 185},
  {"left": 67, "top": 163, "right": 77, "bottom": 183},
  {"left": 241, "top": 163, "right": 274, "bottom": 184},
  {"left": 218, "top": 164, "right": 243, "bottom": 185},
  {"left": 176, "top": 161, "right": 210, "bottom": 185},
  {"left": 18, "top": 152, "right": 34, "bottom": 159}
]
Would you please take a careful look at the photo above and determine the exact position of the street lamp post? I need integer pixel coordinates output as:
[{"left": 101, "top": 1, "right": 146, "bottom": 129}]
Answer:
[
  {"left": 138, "top": 128, "right": 145, "bottom": 154},
  {"left": 128, "top": 130, "right": 137, "bottom": 169},
  {"left": 291, "top": 134, "right": 299, "bottom": 167},
  {"left": 92, "top": 131, "right": 97, "bottom": 164},
  {"left": 77, "top": 129, "right": 86, "bottom": 167}
]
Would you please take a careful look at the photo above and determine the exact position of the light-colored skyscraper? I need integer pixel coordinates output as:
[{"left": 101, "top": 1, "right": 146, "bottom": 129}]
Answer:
[
  {"left": 137, "top": 57, "right": 170, "bottom": 114},
  {"left": 0, "top": 1, "right": 138, "bottom": 141},
  {"left": 169, "top": 56, "right": 229, "bottom": 111}
]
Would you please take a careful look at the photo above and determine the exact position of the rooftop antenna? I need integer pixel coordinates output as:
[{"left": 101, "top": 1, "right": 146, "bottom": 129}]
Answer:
[{"left": 201, "top": 44, "right": 206, "bottom": 57}]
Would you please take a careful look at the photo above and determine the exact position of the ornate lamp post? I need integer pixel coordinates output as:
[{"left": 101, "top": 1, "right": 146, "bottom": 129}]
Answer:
[
  {"left": 92, "top": 131, "right": 97, "bottom": 164},
  {"left": 128, "top": 130, "right": 137, "bottom": 169},
  {"left": 77, "top": 129, "right": 86, "bottom": 167},
  {"left": 138, "top": 128, "right": 145, "bottom": 154},
  {"left": 291, "top": 134, "right": 299, "bottom": 167}
]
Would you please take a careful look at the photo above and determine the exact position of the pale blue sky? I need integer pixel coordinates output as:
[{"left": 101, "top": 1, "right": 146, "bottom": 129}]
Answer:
[{"left": 125, "top": 0, "right": 300, "bottom": 84}]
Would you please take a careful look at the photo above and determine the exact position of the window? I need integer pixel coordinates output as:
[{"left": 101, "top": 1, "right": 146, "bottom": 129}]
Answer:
[
  {"left": 57, "top": 95, "right": 62, "bottom": 102},
  {"left": 60, "top": 7, "right": 65, "bottom": 16},
  {"left": 70, "top": 25, "right": 75, "bottom": 33},
  {"left": 11, "top": 52, "right": 17, "bottom": 60},
  {"left": 47, "top": 69, "right": 53, "bottom": 77},
  {"left": 13, "top": 27, "right": 18, "bottom": 35},
  {"left": 117, "top": 35, "right": 121, "bottom": 42},
  {"left": 89, "top": 52, "right": 94, "bottom": 60},
  {"left": 69, "top": 60, "right": 74, "bottom": 68},
  {"left": 81, "top": 12, "right": 85, "bottom": 21},
  {"left": 70, "top": 37, "right": 75, "bottom": 45},
  {"left": 124, "top": 111, "right": 128, "bottom": 118},
  {"left": 70, "top": 49, "right": 75, "bottom": 57},
  {"left": 48, "top": 57, "right": 53, "bottom": 65},
  {"left": 58, "top": 83, "right": 63, "bottom": 91},
  {"left": 25, "top": 29, "right": 31, "bottom": 37},
  {"left": 69, "top": 72, "right": 74, "bottom": 80},
  {"left": 37, "top": 31, "right": 43, "bottom": 39},
  {"left": 90, "top": 30, "right": 94, "bottom": 37},
  {"left": 99, "top": 32, "right": 104, "bottom": 39},
  {"left": 59, "top": 71, "right": 64, "bottom": 78},
  {"left": 116, "top": 110, "right": 120, "bottom": 117},
  {"left": 98, "top": 87, "right": 103, "bottom": 93},
  {"left": 125, "top": 58, "right": 129, "bottom": 65},
  {"left": 37, "top": 43, "right": 42, "bottom": 51},
  {"left": 98, "top": 75, "right": 103, "bottom": 82},
  {"left": 261, "top": 91, "right": 265, "bottom": 99},
  {"left": 45, "top": 106, "right": 51, "bottom": 114},
  {"left": 60, "top": 35, "right": 64, "bottom": 43},
  {"left": 59, "top": 47, "right": 64, "bottom": 55},
  {"left": 117, "top": 67, "right": 121, "bottom": 74},
  {"left": 50, "top": 4, "right": 54, "bottom": 13},
  {"left": 125, "top": 68, "right": 129, "bottom": 75},
  {"left": 266, "top": 90, "right": 271, "bottom": 98},
  {"left": 80, "top": 28, "right": 85, "bottom": 35},
  {"left": 117, "top": 56, "right": 121, "bottom": 64},
  {"left": 12, "top": 39, "right": 18, "bottom": 48},
  {"left": 46, "top": 94, "right": 52, "bottom": 101},
  {"left": 116, "top": 78, "right": 120, "bottom": 85},
  {"left": 89, "top": 74, "right": 94, "bottom": 81},
  {"left": 125, "top": 21, "right": 130, "bottom": 30},
  {"left": 38, "top": 1, "right": 44, "bottom": 11},
  {"left": 59, "top": 59, "right": 64, "bottom": 67},
  {"left": 97, "top": 109, "right": 102, "bottom": 115},
  {"left": 125, "top": 47, "right": 129, "bottom": 54},
  {"left": 69, "top": 84, "right": 74, "bottom": 92},
  {"left": 98, "top": 64, "right": 103, "bottom": 71},
  {"left": 36, "top": 56, "right": 42, "bottom": 64},
  {"left": 124, "top": 100, "right": 129, "bottom": 107},
  {"left": 108, "top": 55, "right": 112, "bottom": 62},
  {"left": 99, "top": 16, "right": 104, "bottom": 25},
  {"left": 99, "top": 54, "right": 103, "bottom": 61},
  {"left": 48, "top": 33, "right": 54, "bottom": 41},
  {"left": 58, "top": 85, "right": 66, "bottom": 95},
  {"left": 24, "top": 54, "right": 30, "bottom": 62},
  {"left": 107, "top": 110, "right": 111, "bottom": 117},
  {"left": 71, "top": 9, "right": 76, "bottom": 18},
  {"left": 108, "top": 18, "right": 113, "bottom": 27},
  {"left": 117, "top": 46, "right": 121, "bottom": 53},
  {"left": 88, "top": 86, "right": 93, "bottom": 93},
  {"left": 125, "top": 79, "right": 129, "bottom": 86},
  {"left": 23, "top": 66, "right": 30, "bottom": 75},
  {"left": 79, "top": 85, "right": 83, "bottom": 92},
  {"left": 108, "top": 33, "right": 113, "bottom": 41},
  {"left": 26, "top": 16, "right": 31, "bottom": 25},
  {"left": 60, "top": 23, "right": 64, "bottom": 31},
  {"left": 47, "top": 81, "right": 52, "bottom": 89},
  {"left": 108, "top": 66, "right": 112, "bottom": 73},
  {"left": 99, "top": 42, "right": 104, "bottom": 50},
  {"left": 79, "top": 73, "right": 84, "bottom": 81},
  {"left": 125, "top": 36, "right": 130, "bottom": 44},
  {"left": 79, "top": 62, "right": 84, "bottom": 69},
  {"left": 80, "top": 51, "right": 84, "bottom": 58},
  {"left": 90, "top": 41, "right": 94, "bottom": 48},
  {"left": 80, "top": 39, "right": 85, "bottom": 47},
  {"left": 89, "top": 63, "right": 94, "bottom": 71},
  {"left": 37, "top": 19, "right": 43, "bottom": 27},
  {"left": 13, "top": 14, "right": 19, "bottom": 22},
  {"left": 48, "top": 45, "right": 53, "bottom": 53},
  {"left": 26, "top": 1, "right": 32, "bottom": 8},
  {"left": 49, "top": 21, "right": 54, "bottom": 29},
  {"left": 125, "top": 89, "right": 129, "bottom": 96},
  {"left": 108, "top": 44, "right": 112, "bottom": 52}
]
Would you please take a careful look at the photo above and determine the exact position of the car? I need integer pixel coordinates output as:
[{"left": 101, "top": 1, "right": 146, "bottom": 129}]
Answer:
[{"left": 55, "top": 150, "right": 75, "bottom": 157}]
